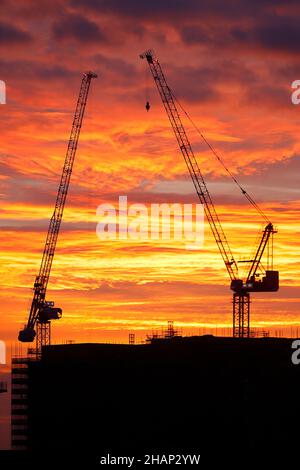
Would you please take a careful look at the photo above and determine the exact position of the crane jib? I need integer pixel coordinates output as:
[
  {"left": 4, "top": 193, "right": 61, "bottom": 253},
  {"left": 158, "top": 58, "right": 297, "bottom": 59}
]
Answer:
[
  {"left": 18, "top": 72, "right": 97, "bottom": 345},
  {"left": 141, "top": 50, "right": 238, "bottom": 281},
  {"left": 140, "top": 50, "right": 278, "bottom": 338}
]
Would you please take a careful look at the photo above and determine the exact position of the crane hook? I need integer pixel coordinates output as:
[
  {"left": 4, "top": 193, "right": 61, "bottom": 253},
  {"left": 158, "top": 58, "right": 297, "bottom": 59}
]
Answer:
[{"left": 145, "top": 101, "right": 150, "bottom": 112}]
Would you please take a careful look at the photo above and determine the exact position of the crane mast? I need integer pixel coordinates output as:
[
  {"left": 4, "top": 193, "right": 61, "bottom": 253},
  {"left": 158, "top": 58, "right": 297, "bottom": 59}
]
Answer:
[
  {"left": 141, "top": 50, "right": 279, "bottom": 338},
  {"left": 18, "top": 71, "right": 97, "bottom": 352}
]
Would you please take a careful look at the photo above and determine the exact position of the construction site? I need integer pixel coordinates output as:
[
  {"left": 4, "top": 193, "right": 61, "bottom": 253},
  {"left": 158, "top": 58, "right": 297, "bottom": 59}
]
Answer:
[
  {"left": 8, "top": 336, "right": 299, "bottom": 465},
  {"left": 0, "top": 50, "right": 298, "bottom": 466}
]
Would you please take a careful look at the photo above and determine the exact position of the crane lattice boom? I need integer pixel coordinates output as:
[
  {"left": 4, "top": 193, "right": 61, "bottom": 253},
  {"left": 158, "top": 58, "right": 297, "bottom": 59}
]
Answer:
[
  {"left": 18, "top": 71, "right": 97, "bottom": 346},
  {"left": 140, "top": 50, "right": 238, "bottom": 281},
  {"left": 141, "top": 50, "right": 279, "bottom": 338}
]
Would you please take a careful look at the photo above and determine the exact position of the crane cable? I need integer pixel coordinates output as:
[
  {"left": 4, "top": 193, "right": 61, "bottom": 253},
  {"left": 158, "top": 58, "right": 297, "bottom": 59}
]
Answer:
[{"left": 170, "top": 88, "right": 270, "bottom": 224}]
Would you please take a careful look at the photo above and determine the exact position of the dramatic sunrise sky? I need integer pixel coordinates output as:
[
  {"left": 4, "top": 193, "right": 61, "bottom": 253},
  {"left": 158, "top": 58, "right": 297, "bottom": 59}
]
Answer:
[{"left": 1, "top": 3, "right": 300, "bottom": 443}]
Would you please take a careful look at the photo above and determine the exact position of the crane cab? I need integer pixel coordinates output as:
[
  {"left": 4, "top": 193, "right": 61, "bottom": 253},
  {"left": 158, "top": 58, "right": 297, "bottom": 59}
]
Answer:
[{"left": 38, "top": 306, "right": 62, "bottom": 323}]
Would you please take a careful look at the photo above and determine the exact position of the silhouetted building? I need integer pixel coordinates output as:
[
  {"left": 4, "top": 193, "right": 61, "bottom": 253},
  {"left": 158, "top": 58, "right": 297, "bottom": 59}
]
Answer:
[{"left": 10, "top": 336, "right": 300, "bottom": 465}]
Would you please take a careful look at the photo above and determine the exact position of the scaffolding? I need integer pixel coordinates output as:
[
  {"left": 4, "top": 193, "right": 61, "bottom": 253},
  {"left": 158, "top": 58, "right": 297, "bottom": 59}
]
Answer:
[
  {"left": 146, "top": 321, "right": 182, "bottom": 343},
  {"left": 129, "top": 334, "right": 135, "bottom": 345},
  {"left": 11, "top": 349, "right": 39, "bottom": 450}
]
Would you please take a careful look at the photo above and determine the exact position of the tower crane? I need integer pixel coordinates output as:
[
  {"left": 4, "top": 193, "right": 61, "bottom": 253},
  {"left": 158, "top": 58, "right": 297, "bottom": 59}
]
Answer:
[
  {"left": 140, "top": 50, "right": 279, "bottom": 338},
  {"left": 18, "top": 71, "right": 97, "bottom": 352}
]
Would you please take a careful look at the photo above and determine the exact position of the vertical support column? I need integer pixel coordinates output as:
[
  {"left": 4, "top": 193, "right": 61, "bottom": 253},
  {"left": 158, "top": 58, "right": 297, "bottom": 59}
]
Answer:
[
  {"left": 166, "top": 321, "right": 175, "bottom": 339},
  {"left": 233, "top": 293, "right": 250, "bottom": 338},
  {"left": 36, "top": 321, "right": 50, "bottom": 358},
  {"left": 129, "top": 334, "right": 135, "bottom": 345}
]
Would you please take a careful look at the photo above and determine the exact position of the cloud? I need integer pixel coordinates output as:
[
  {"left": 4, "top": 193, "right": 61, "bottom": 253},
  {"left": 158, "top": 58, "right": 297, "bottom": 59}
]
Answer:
[
  {"left": 0, "top": 58, "right": 76, "bottom": 81},
  {"left": 180, "top": 12, "right": 300, "bottom": 56},
  {"left": 70, "top": 0, "right": 290, "bottom": 23},
  {"left": 245, "top": 153, "right": 300, "bottom": 189},
  {"left": 52, "top": 13, "right": 107, "bottom": 43},
  {"left": 0, "top": 21, "right": 32, "bottom": 44},
  {"left": 93, "top": 53, "right": 138, "bottom": 86},
  {"left": 181, "top": 25, "right": 215, "bottom": 45},
  {"left": 165, "top": 59, "right": 260, "bottom": 103},
  {"left": 139, "top": 153, "right": 300, "bottom": 205},
  {"left": 207, "top": 154, "right": 300, "bottom": 204},
  {"left": 231, "top": 15, "right": 300, "bottom": 54},
  {"left": 71, "top": 0, "right": 204, "bottom": 20}
]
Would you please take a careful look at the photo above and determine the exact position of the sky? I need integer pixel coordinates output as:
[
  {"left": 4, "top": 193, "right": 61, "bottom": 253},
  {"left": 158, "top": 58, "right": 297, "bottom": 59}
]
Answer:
[{"left": 1, "top": 0, "right": 300, "bottom": 449}]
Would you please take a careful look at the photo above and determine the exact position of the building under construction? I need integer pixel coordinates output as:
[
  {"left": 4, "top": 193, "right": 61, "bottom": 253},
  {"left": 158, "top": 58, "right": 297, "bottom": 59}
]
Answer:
[
  {"left": 7, "top": 59, "right": 291, "bottom": 467},
  {"left": 9, "top": 335, "right": 300, "bottom": 465}
]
